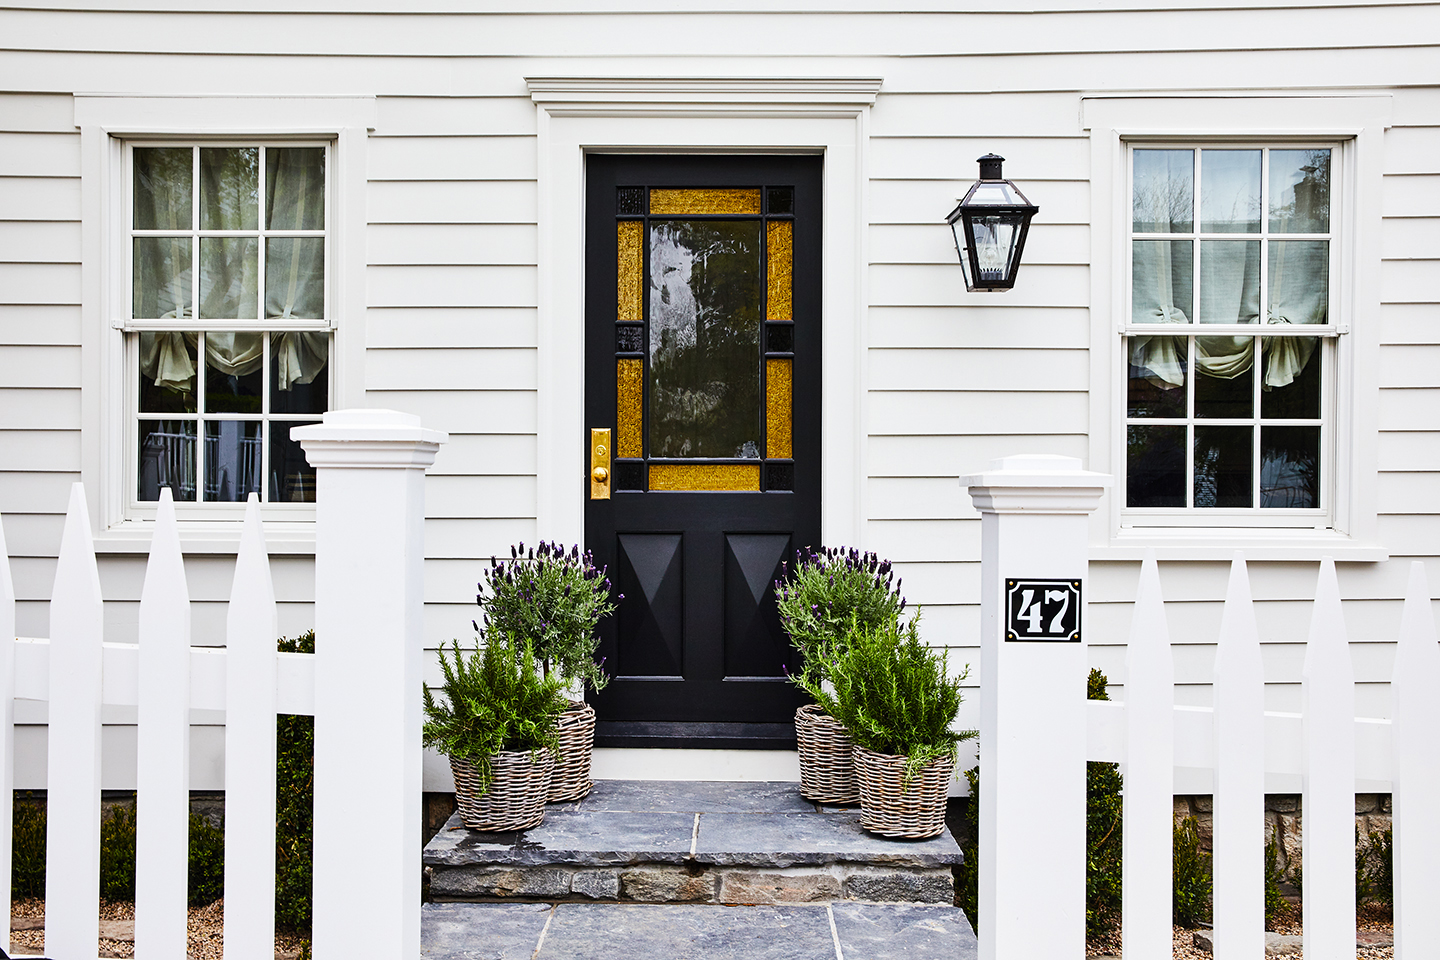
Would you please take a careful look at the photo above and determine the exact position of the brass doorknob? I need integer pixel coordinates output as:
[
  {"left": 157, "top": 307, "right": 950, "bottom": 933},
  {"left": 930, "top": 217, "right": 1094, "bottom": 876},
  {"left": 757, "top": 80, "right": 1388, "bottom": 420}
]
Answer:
[{"left": 592, "top": 467, "right": 610, "bottom": 483}]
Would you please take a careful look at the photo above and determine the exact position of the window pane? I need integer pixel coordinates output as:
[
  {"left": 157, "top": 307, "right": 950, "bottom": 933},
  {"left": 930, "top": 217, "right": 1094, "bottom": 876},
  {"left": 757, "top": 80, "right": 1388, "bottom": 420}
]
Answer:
[
  {"left": 1195, "top": 336, "right": 1254, "bottom": 418},
  {"left": 648, "top": 220, "right": 762, "bottom": 458},
  {"left": 266, "top": 148, "right": 325, "bottom": 231},
  {"left": 1199, "top": 240, "right": 1260, "bottom": 324},
  {"left": 1261, "top": 426, "right": 1320, "bottom": 508},
  {"left": 1268, "top": 240, "right": 1328, "bottom": 325},
  {"left": 1200, "top": 150, "right": 1261, "bottom": 233},
  {"left": 1261, "top": 337, "right": 1321, "bottom": 419},
  {"left": 1132, "top": 149, "right": 1193, "bottom": 233},
  {"left": 1132, "top": 240, "right": 1193, "bottom": 324},
  {"left": 138, "top": 332, "right": 197, "bottom": 413},
  {"left": 265, "top": 238, "right": 325, "bottom": 319},
  {"left": 199, "top": 237, "right": 258, "bottom": 319},
  {"left": 1270, "top": 149, "right": 1331, "bottom": 234},
  {"left": 204, "top": 420, "right": 263, "bottom": 502},
  {"left": 203, "top": 332, "right": 264, "bottom": 413},
  {"left": 133, "top": 147, "right": 192, "bottom": 230},
  {"left": 1194, "top": 425, "right": 1253, "bottom": 507},
  {"left": 199, "top": 147, "right": 258, "bottom": 231},
  {"left": 270, "top": 421, "right": 319, "bottom": 502},
  {"left": 1128, "top": 336, "right": 1187, "bottom": 418},
  {"left": 133, "top": 237, "right": 192, "bottom": 319},
  {"left": 1127, "top": 425, "right": 1186, "bottom": 507},
  {"left": 138, "top": 420, "right": 196, "bottom": 502},
  {"left": 270, "top": 332, "right": 329, "bottom": 414}
]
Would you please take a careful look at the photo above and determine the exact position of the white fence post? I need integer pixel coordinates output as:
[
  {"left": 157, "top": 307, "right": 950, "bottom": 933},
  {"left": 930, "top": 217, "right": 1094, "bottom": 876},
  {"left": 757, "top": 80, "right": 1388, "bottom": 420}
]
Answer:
[
  {"left": 1122, "top": 551, "right": 1174, "bottom": 960},
  {"left": 295, "top": 410, "right": 445, "bottom": 960},
  {"left": 1301, "top": 559, "right": 1356, "bottom": 959},
  {"left": 45, "top": 483, "right": 104, "bottom": 959},
  {"left": 135, "top": 489, "right": 193, "bottom": 957},
  {"left": 223, "top": 495, "right": 279, "bottom": 958},
  {"left": 961, "top": 455, "right": 1110, "bottom": 960},
  {"left": 0, "top": 508, "right": 15, "bottom": 949},
  {"left": 1392, "top": 561, "right": 1440, "bottom": 958},
  {"left": 1211, "top": 554, "right": 1266, "bottom": 959}
]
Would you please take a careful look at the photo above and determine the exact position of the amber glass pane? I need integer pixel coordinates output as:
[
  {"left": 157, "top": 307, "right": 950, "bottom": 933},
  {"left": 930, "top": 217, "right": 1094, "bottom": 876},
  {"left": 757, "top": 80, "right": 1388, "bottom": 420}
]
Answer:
[
  {"left": 766, "top": 358, "right": 792, "bottom": 459},
  {"left": 616, "top": 358, "right": 643, "bottom": 459},
  {"left": 649, "top": 464, "right": 760, "bottom": 491},
  {"left": 650, "top": 189, "right": 761, "bottom": 216},
  {"left": 649, "top": 220, "right": 762, "bottom": 458},
  {"left": 617, "top": 221, "right": 643, "bottom": 321},
  {"left": 766, "top": 220, "right": 793, "bottom": 321}
]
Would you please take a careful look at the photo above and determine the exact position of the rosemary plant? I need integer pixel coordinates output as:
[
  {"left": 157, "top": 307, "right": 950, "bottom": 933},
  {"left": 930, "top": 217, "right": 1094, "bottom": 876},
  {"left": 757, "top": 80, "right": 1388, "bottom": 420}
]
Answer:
[{"left": 775, "top": 546, "right": 905, "bottom": 685}]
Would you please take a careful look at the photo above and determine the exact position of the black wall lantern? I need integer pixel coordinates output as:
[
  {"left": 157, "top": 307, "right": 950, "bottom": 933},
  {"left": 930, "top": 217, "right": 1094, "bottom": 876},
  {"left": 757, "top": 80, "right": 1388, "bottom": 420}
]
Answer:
[{"left": 946, "top": 154, "right": 1039, "bottom": 292}]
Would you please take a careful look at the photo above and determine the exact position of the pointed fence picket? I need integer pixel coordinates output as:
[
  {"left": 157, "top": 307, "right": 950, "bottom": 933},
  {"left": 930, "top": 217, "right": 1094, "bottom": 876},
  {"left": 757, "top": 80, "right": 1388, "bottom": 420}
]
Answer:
[
  {"left": 0, "top": 513, "right": 15, "bottom": 952},
  {"left": 1392, "top": 562, "right": 1440, "bottom": 958}
]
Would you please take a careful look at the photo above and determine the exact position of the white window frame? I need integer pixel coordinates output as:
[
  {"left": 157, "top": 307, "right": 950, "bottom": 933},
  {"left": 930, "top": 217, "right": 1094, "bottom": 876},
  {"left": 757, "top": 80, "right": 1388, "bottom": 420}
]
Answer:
[
  {"left": 76, "top": 96, "right": 375, "bottom": 553},
  {"left": 1082, "top": 95, "right": 1392, "bottom": 561}
]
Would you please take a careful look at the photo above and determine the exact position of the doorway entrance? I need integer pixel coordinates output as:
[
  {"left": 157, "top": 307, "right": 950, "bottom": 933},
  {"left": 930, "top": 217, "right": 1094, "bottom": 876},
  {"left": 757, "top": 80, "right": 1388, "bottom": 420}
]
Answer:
[{"left": 584, "top": 154, "right": 822, "bottom": 748}]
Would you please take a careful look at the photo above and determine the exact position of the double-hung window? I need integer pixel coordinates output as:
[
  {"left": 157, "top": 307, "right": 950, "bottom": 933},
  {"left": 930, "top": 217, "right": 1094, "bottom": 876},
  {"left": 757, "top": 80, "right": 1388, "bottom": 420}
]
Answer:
[
  {"left": 1124, "top": 145, "right": 1337, "bottom": 521},
  {"left": 128, "top": 143, "right": 330, "bottom": 509}
]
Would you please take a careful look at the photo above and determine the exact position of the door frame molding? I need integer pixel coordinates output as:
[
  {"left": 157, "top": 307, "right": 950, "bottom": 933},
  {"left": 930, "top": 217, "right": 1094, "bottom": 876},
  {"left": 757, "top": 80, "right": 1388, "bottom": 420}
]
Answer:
[{"left": 529, "top": 77, "right": 881, "bottom": 553}]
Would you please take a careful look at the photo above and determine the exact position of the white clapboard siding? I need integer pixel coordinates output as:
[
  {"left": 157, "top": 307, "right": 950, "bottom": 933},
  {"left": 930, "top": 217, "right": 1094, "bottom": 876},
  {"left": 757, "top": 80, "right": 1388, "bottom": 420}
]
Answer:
[
  {"left": 0, "top": 177, "right": 82, "bottom": 221},
  {"left": 0, "top": 344, "right": 82, "bottom": 388},
  {"left": 367, "top": 306, "right": 539, "bottom": 350},
  {"left": 869, "top": 435, "right": 1091, "bottom": 478},
  {"left": 424, "top": 434, "right": 537, "bottom": 476},
  {"left": 372, "top": 95, "right": 537, "bottom": 137},
  {"left": 368, "top": 180, "right": 538, "bottom": 224},
  {"left": 0, "top": 263, "right": 81, "bottom": 305},
  {"left": 368, "top": 135, "right": 536, "bottom": 182},
  {"left": 366, "top": 347, "right": 538, "bottom": 392},
  {"left": 0, "top": 388, "right": 81, "bottom": 431},
  {"left": 1381, "top": 217, "right": 1440, "bottom": 260},
  {"left": 1380, "top": 260, "right": 1440, "bottom": 304},
  {"left": 367, "top": 223, "right": 538, "bottom": 266},
  {"left": 1377, "top": 431, "right": 1440, "bottom": 471},
  {"left": 0, "top": 305, "right": 83, "bottom": 345},
  {"left": 425, "top": 474, "right": 536, "bottom": 519},
  {"left": 366, "top": 264, "right": 538, "bottom": 309},
  {"left": 869, "top": 347, "right": 1088, "bottom": 393},
  {"left": 869, "top": 136, "right": 1089, "bottom": 182},
  {"left": 869, "top": 390, "right": 1091, "bottom": 436},
  {"left": 0, "top": 220, "right": 82, "bottom": 263},
  {"left": 0, "top": 509, "right": 14, "bottom": 947},
  {"left": 868, "top": 306, "right": 1091, "bottom": 349},
  {"left": 869, "top": 178, "right": 1090, "bottom": 226},
  {"left": 1382, "top": 174, "right": 1440, "bottom": 218},
  {"left": 134, "top": 490, "right": 191, "bottom": 957},
  {"left": 0, "top": 132, "right": 81, "bottom": 178}
]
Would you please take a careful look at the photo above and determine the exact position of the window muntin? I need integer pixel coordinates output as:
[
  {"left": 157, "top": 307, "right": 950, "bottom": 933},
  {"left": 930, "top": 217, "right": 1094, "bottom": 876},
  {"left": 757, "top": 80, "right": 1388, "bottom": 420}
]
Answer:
[
  {"left": 127, "top": 143, "right": 330, "bottom": 507},
  {"left": 1125, "top": 146, "right": 1335, "bottom": 515}
]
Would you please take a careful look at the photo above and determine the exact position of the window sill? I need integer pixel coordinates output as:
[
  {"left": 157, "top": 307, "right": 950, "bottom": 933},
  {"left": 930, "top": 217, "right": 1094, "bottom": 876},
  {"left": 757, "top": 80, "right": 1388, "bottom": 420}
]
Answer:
[
  {"left": 94, "top": 519, "right": 317, "bottom": 555},
  {"left": 1094, "top": 527, "right": 1387, "bottom": 562}
]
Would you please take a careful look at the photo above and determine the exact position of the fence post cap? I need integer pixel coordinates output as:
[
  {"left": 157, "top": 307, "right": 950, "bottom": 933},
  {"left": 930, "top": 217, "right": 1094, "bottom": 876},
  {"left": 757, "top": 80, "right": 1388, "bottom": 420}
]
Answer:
[
  {"left": 959, "top": 453, "right": 1113, "bottom": 488},
  {"left": 293, "top": 408, "right": 448, "bottom": 469}
]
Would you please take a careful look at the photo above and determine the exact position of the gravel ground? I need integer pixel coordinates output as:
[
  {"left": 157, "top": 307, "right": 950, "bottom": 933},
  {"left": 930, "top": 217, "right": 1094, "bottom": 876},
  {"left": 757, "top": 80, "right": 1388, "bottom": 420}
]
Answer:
[
  {"left": 1085, "top": 902, "right": 1395, "bottom": 960},
  {"left": 8, "top": 898, "right": 310, "bottom": 959}
]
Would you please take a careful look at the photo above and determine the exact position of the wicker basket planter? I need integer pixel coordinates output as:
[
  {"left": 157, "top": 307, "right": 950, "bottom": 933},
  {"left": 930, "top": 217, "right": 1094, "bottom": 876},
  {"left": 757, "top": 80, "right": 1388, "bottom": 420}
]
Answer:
[
  {"left": 451, "top": 750, "right": 554, "bottom": 831},
  {"left": 549, "top": 700, "right": 596, "bottom": 802},
  {"left": 853, "top": 745, "right": 955, "bottom": 839},
  {"left": 795, "top": 703, "right": 860, "bottom": 804}
]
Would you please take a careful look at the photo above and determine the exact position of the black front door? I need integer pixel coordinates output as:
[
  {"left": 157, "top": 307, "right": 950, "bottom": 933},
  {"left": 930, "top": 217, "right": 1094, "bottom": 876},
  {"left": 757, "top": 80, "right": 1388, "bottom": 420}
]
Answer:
[{"left": 584, "top": 155, "right": 822, "bottom": 748}]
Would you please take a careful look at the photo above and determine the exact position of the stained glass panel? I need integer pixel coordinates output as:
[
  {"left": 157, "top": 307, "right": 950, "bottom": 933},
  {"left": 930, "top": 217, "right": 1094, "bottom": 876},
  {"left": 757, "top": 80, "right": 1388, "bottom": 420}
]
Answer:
[
  {"left": 617, "top": 358, "right": 643, "bottom": 459},
  {"left": 650, "top": 189, "right": 761, "bottom": 216},
  {"left": 766, "top": 358, "right": 792, "bottom": 459},
  {"left": 617, "top": 221, "right": 643, "bottom": 321},
  {"left": 649, "top": 464, "right": 760, "bottom": 491},
  {"left": 767, "top": 220, "right": 793, "bottom": 321}
]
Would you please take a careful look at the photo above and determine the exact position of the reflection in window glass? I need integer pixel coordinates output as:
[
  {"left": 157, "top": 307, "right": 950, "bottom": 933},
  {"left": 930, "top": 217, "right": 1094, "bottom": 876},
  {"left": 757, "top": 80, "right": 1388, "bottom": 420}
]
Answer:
[
  {"left": 265, "top": 148, "right": 325, "bottom": 231},
  {"left": 139, "top": 332, "right": 198, "bottom": 412},
  {"left": 1194, "top": 426, "right": 1253, "bottom": 507},
  {"left": 1269, "top": 149, "right": 1330, "bottom": 234},
  {"left": 1133, "top": 149, "right": 1193, "bottom": 233},
  {"left": 138, "top": 420, "right": 197, "bottom": 501},
  {"left": 1127, "top": 425, "right": 1186, "bottom": 507},
  {"left": 271, "top": 332, "right": 330, "bottom": 414},
  {"left": 1261, "top": 426, "right": 1319, "bottom": 508},
  {"left": 1194, "top": 337, "right": 1254, "bottom": 418},
  {"left": 204, "top": 332, "right": 264, "bottom": 413},
  {"left": 1200, "top": 150, "right": 1262, "bottom": 233},
  {"left": 205, "top": 420, "right": 263, "bottom": 501},
  {"left": 1261, "top": 338, "right": 1321, "bottom": 419},
  {"left": 1128, "top": 336, "right": 1187, "bottom": 418},
  {"left": 133, "top": 148, "right": 192, "bottom": 231},
  {"left": 270, "top": 421, "right": 320, "bottom": 502}
]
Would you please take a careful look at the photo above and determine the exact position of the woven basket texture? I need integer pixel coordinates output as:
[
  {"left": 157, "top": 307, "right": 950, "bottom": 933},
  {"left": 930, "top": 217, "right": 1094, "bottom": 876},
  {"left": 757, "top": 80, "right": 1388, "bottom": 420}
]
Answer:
[
  {"left": 795, "top": 703, "right": 859, "bottom": 804},
  {"left": 451, "top": 750, "right": 554, "bottom": 831},
  {"left": 549, "top": 700, "right": 596, "bottom": 802},
  {"left": 853, "top": 745, "right": 954, "bottom": 839}
]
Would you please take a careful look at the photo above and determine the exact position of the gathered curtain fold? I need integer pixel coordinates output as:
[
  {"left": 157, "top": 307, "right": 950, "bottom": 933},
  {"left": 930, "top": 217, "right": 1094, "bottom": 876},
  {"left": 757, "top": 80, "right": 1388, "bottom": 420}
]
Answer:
[{"left": 140, "top": 331, "right": 328, "bottom": 394}]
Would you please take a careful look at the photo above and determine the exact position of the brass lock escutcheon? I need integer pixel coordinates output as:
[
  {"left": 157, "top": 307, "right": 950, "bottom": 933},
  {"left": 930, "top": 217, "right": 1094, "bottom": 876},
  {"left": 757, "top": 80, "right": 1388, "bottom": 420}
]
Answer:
[{"left": 590, "top": 428, "right": 612, "bottom": 500}]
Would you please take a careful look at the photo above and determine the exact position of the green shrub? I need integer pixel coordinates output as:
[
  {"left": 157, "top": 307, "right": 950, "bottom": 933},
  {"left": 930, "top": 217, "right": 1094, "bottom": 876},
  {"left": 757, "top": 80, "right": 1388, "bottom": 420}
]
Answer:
[
  {"left": 1356, "top": 826, "right": 1393, "bottom": 907},
  {"left": 276, "top": 630, "right": 316, "bottom": 933},
  {"left": 956, "top": 765, "right": 980, "bottom": 932},
  {"left": 1173, "top": 816, "right": 1213, "bottom": 926},
  {"left": 1085, "top": 669, "right": 1124, "bottom": 943},
  {"left": 1264, "top": 824, "right": 1287, "bottom": 923},
  {"left": 188, "top": 812, "right": 224, "bottom": 906},
  {"left": 99, "top": 802, "right": 137, "bottom": 901},
  {"left": 478, "top": 542, "right": 617, "bottom": 693},
  {"left": 776, "top": 547, "right": 905, "bottom": 685},
  {"left": 422, "top": 632, "right": 568, "bottom": 794},
  {"left": 12, "top": 794, "right": 46, "bottom": 899}
]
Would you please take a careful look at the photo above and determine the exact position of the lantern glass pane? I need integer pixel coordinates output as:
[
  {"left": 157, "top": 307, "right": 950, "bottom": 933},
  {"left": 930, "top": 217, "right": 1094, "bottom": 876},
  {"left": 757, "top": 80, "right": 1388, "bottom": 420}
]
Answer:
[{"left": 970, "top": 214, "right": 1021, "bottom": 286}]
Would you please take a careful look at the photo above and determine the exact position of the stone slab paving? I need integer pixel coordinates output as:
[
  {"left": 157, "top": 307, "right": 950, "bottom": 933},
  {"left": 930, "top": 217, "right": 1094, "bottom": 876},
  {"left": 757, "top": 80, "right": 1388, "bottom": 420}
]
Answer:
[
  {"left": 425, "top": 810, "right": 697, "bottom": 867},
  {"left": 693, "top": 811, "right": 962, "bottom": 868},
  {"left": 568, "top": 779, "right": 817, "bottom": 814},
  {"left": 421, "top": 901, "right": 978, "bottom": 960}
]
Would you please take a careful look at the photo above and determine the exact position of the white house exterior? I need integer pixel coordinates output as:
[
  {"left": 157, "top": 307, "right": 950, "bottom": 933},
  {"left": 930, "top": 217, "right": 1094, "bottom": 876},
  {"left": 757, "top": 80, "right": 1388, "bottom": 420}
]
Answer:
[{"left": 0, "top": 0, "right": 1436, "bottom": 792}]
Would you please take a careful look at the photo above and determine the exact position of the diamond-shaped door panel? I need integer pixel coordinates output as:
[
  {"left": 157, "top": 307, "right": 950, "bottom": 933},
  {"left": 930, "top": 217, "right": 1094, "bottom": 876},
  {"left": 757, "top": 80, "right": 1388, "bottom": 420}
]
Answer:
[
  {"left": 723, "top": 533, "right": 792, "bottom": 679},
  {"left": 615, "top": 533, "right": 683, "bottom": 677}
]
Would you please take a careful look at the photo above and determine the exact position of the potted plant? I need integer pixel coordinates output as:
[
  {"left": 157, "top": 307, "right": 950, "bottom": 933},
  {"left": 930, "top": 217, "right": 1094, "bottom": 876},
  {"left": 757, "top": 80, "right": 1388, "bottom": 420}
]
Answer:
[
  {"left": 798, "top": 615, "right": 974, "bottom": 838},
  {"left": 422, "top": 632, "right": 568, "bottom": 831},
  {"left": 478, "top": 541, "right": 617, "bottom": 802},
  {"left": 776, "top": 547, "right": 905, "bottom": 804}
]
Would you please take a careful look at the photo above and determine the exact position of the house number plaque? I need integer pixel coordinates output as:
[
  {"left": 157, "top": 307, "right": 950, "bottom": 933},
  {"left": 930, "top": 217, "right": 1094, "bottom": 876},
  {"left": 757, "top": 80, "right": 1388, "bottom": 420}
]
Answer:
[{"left": 1005, "top": 579, "right": 1082, "bottom": 642}]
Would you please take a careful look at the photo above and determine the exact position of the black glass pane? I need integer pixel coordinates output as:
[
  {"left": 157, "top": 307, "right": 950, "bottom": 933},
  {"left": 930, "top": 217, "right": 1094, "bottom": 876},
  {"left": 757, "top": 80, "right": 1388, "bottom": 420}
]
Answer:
[
  {"left": 1261, "top": 339, "right": 1321, "bottom": 419},
  {"left": 1261, "top": 426, "right": 1319, "bottom": 508},
  {"left": 204, "top": 332, "right": 263, "bottom": 414},
  {"left": 766, "top": 323, "right": 794, "bottom": 354},
  {"left": 270, "top": 421, "right": 319, "bottom": 502},
  {"left": 765, "top": 461, "right": 794, "bottom": 492},
  {"left": 616, "top": 324, "right": 644, "bottom": 353},
  {"left": 139, "top": 332, "right": 197, "bottom": 413},
  {"left": 204, "top": 420, "right": 262, "bottom": 502},
  {"left": 1194, "top": 339, "right": 1254, "bottom": 418},
  {"left": 766, "top": 187, "right": 794, "bottom": 215},
  {"left": 138, "top": 420, "right": 196, "bottom": 502},
  {"left": 270, "top": 332, "right": 329, "bottom": 414},
  {"left": 617, "top": 188, "right": 645, "bottom": 215},
  {"left": 1127, "top": 425, "right": 1185, "bottom": 507},
  {"left": 648, "top": 220, "right": 762, "bottom": 459},
  {"left": 614, "top": 460, "right": 645, "bottom": 492},
  {"left": 1128, "top": 336, "right": 1186, "bottom": 418},
  {"left": 1194, "top": 426, "right": 1253, "bottom": 507}
]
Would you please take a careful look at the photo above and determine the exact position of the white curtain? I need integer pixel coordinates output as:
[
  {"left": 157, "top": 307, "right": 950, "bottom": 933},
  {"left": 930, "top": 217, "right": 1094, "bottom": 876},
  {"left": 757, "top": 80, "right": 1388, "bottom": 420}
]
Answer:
[{"left": 140, "top": 331, "right": 327, "bottom": 394}]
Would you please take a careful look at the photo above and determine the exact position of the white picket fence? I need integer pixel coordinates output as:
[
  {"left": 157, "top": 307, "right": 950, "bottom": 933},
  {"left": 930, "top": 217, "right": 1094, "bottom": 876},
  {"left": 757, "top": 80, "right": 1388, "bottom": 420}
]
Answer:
[
  {"left": 1085, "top": 554, "right": 1440, "bottom": 959},
  {"left": 0, "top": 409, "right": 444, "bottom": 960}
]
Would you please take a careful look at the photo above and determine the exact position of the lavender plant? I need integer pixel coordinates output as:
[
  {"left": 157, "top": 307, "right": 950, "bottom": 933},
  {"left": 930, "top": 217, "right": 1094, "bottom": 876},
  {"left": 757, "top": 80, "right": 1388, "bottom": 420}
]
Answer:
[
  {"left": 775, "top": 546, "right": 905, "bottom": 685},
  {"left": 478, "top": 541, "right": 617, "bottom": 694}
]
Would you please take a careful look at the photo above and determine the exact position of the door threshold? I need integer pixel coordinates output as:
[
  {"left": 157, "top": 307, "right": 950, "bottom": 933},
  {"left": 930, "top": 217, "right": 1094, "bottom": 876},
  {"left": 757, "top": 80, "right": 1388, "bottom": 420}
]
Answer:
[{"left": 594, "top": 720, "right": 797, "bottom": 750}]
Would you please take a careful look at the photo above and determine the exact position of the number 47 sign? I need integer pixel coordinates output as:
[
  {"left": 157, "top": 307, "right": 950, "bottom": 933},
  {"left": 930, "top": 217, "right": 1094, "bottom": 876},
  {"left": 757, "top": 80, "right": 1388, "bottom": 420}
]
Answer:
[{"left": 1005, "top": 579, "right": 1082, "bottom": 642}]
